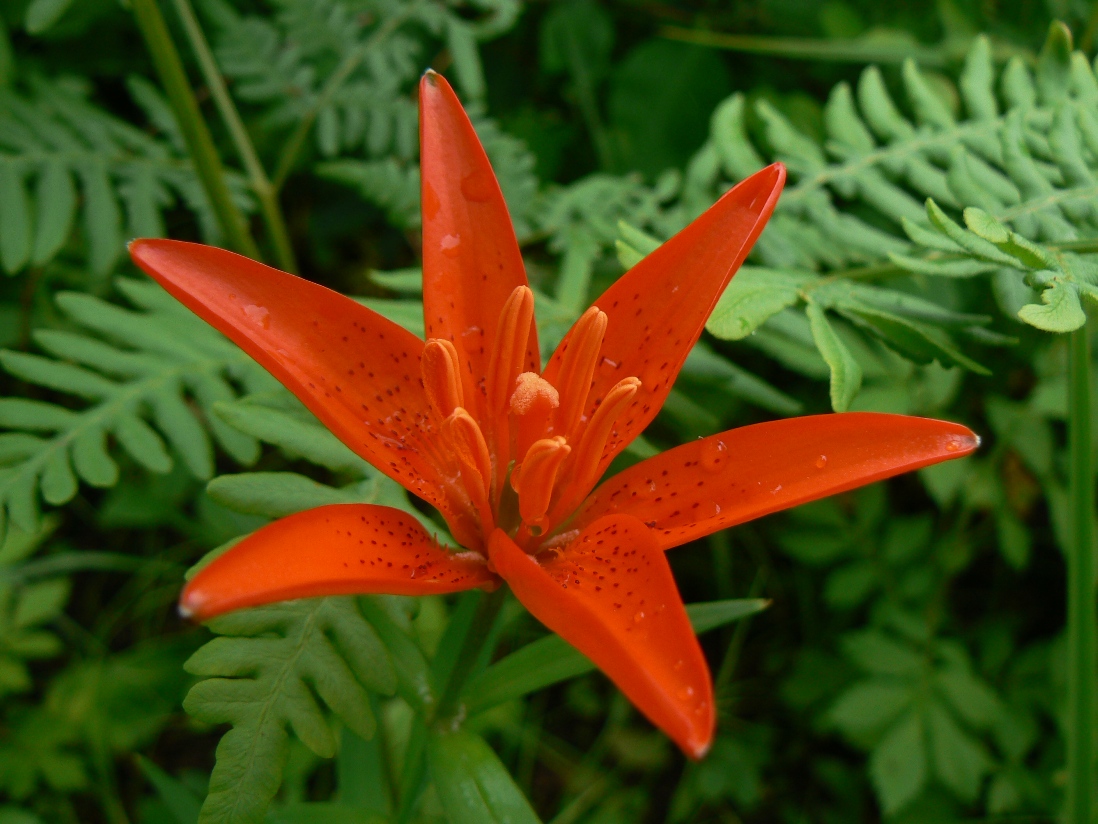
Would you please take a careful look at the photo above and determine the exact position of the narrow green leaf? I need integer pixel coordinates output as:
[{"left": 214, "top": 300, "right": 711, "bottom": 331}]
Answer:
[
  {"left": 463, "top": 599, "right": 767, "bottom": 713},
  {"left": 206, "top": 472, "right": 363, "bottom": 519},
  {"left": 806, "top": 303, "right": 862, "bottom": 412},
  {"left": 213, "top": 400, "right": 366, "bottom": 474},
  {"left": 112, "top": 414, "right": 173, "bottom": 473},
  {"left": 0, "top": 162, "right": 30, "bottom": 274},
  {"left": 23, "top": 0, "right": 75, "bottom": 33},
  {"left": 1036, "top": 21, "right": 1072, "bottom": 105},
  {"left": 30, "top": 161, "right": 75, "bottom": 266},
  {"left": 151, "top": 388, "right": 213, "bottom": 480},
  {"left": 136, "top": 755, "right": 201, "bottom": 824},
  {"left": 71, "top": 428, "right": 118, "bottom": 487},
  {"left": 38, "top": 450, "right": 77, "bottom": 505},
  {"left": 428, "top": 730, "right": 541, "bottom": 824}
]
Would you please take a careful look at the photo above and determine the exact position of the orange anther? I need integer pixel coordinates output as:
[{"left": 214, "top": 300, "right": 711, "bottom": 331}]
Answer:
[
  {"left": 486, "top": 286, "right": 535, "bottom": 415},
  {"left": 511, "top": 437, "right": 570, "bottom": 526},
  {"left": 444, "top": 408, "right": 495, "bottom": 532},
  {"left": 552, "top": 306, "right": 608, "bottom": 439},
  {"left": 422, "top": 338, "right": 465, "bottom": 418},
  {"left": 551, "top": 377, "right": 640, "bottom": 521}
]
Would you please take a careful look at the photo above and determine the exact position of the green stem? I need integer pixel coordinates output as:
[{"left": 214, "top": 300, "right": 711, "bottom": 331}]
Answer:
[
  {"left": 168, "top": 0, "right": 298, "bottom": 272},
  {"left": 272, "top": 6, "right": 416, "bottom": 190},
  {"left": 1067, "top": 326, "right": 1097, "bottom": 824},
  {"left": 432, "top": 587, "right": 507, "bottom": 724},
  {"left": 131, "top": 0, "right": 260, "bottom": 259},
  {"left": 394, "top": 588, "right": 507, "bottom": 823}
]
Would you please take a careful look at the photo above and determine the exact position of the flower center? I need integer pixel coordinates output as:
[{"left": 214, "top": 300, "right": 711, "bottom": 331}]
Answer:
[{"left": 421, "top": 291, "right": 641, "bottom": 552}]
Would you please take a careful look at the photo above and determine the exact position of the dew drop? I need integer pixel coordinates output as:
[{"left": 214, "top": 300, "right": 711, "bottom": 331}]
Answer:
[
  {"left": 440, "top": 234, "right": 462, "bottom": 257},
  {"left": 946, "top": 438, "right": 961, "bottom": 452},
  {"left": 633, "top": 611, "right": 645, "bottom": 624},
  {"left": 460, "top": 170, "right": 494, "bottom": 202},
  {"left": 676, "top": 686, "right": 695, "bottom": 701},
  {"left": 699, "top": 440, "right": 728, "bottom": 473},
  {"left": 815, "top": 454, "right": 828, "bottom": 469},
  {"left": 243, "top": 304, "right": 270, "bottom": 329}
]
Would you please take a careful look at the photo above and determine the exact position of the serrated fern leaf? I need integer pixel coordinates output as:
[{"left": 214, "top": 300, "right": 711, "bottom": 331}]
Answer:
[
  {"left": 183, "top": 597, "right": 396, "bottom": 824},
  {"left": 0, "top": 280, "right": 275, "bottom": 540},
  {"left": 0, "top": 77, "right": 249, "bottom": 277},
  {"left": 894, "top": 199, "right": 1098, "bottom": 332}
]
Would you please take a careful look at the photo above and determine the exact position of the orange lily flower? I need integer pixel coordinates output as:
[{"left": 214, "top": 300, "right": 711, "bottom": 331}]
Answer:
[{"left": 129, "top": 71, "right": 977, "bottom": 758}]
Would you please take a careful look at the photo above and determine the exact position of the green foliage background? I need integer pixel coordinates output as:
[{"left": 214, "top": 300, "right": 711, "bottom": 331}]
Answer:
[{"left": 1, "top": 0, "right": 1096, "bottom": 821}]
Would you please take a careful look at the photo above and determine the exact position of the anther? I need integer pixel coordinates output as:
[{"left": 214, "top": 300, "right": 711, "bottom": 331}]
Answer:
[
  {"left": 487, "top": 286, "right": 535, "bottom": 415},
  {"left": 422, "top": 339, "right": 465, "bottom": 418},
  {"left": 511, "top": 437, "right": 570, "bottom": 527},
  {"left": 552, "top": 306, "right": 607, "bottom": 439},
  {"left": 443, "top": 408, "right": 495, "bottom": 532},
  {"left": 550, "top": 377, "right": 640, "bottom": 521}
]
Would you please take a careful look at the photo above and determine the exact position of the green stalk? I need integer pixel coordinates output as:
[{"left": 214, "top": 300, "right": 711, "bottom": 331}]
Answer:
[
  {"left": 1067, "top": 326, "right": 1097, "bottom": 824},
  {"left": 168, "top": 0, "right": 298, "bottom": 273},
  {"left": 394, "top": 588, "right": 507, "bottom": 823},
  {"left": 131, "top": 0, "right": 260, "bottom": 259}
]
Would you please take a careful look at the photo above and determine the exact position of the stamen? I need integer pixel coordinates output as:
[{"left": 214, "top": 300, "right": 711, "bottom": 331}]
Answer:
[
  {"left": 552, "top": 306, "right": 607, "bottom": 439},
  {"left": 510, "top": 372, "right": 559, "bottom": 459},
  {"left": 443, "top": 408, "right": 495, "bottom": 532},
  {"left": 422, "top": 338, "right": 464, "bottom": 418},
  {"left": 550, "top": 377, "right": 640, "bottom": 522},
  {"left": 511, "top": 437, "right": 570, "bottom": 528},
  {"left": 486, "top": 286, "right": 535, "bottom": 415}
]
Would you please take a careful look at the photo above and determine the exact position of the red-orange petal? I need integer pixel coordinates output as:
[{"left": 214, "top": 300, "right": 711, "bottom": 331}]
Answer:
[
  {"left": 419, "top": 71, "right": 539, "bottom": 429},
  {"left": 542, "top": 164, "right": 785, "bottom": 491},
  {"left": 129, "top": 239, "right": 463, "bottom": 522},
  {"left": 489, "top": 515, "right": 714, "bottom": 758},
  {"left": 181, "top": 504, "right": 498, "bottom": 621},
  {"left": 572, "top": 413, "right": 979, "bottom": 550}
]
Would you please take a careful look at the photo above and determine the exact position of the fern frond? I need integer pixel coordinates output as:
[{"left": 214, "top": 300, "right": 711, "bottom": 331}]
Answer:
[
  {"left": 0, "top": 519, "right": 64, "bottom": 700},
  {"left": 0, "top": 279, "right": 275, "bottom": 540},
  {"left": 0, "top": 77, "right": 249, "bottom": 277},
  {"left": 894, "top": 199, "right": 1098, "bottom": 332},
  {"left": 183, "top": 597, "right": 396, "bottom": 824}
]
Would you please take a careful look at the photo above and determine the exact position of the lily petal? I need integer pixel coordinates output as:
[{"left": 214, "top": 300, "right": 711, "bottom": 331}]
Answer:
[
  {"left": 489, "top": 515, "right": 714, "bottom": 758},
  {"left": 543, "top": 164, "right": 785, "bottom": 490},
  {"left": 181, "top": 504, "right": 497, "bottom": 621},
  {"left": 129, "top": 240, "right": 464, "bottom": 523},
  {"left": 572, "top": 413, "right": 979, "bottom": 550},
  {"left": 420, "top": 71, "right": 539, "bottom": 425}
]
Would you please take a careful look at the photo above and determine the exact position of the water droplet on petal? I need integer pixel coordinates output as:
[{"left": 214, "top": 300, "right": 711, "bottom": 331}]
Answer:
[
  {"left": 460, "top": 170, "right": 494, "bottom": 202},
  {"left": 700, "top": 440, "right": 727, "bottom": 473},
  {"left": 633, "top": 611, "right": 645, "bottom": 624},
  {"left": 815, "top": 454, "right": 827, "bottom": 469},
  {"left": 243, "top": 304, "right": 270, "bottom": 329},
  {"left": 673, "top": 659, "right": 685, "bottom": 671},
  {"left": 677, "top": 686, "right": 695, "bottom": 701},
  {"left": 440, "top": 234, "right": 461, "bottom": 257},
  {"left": 946, "top": 438, "right": 961, "bottom": 452}
]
